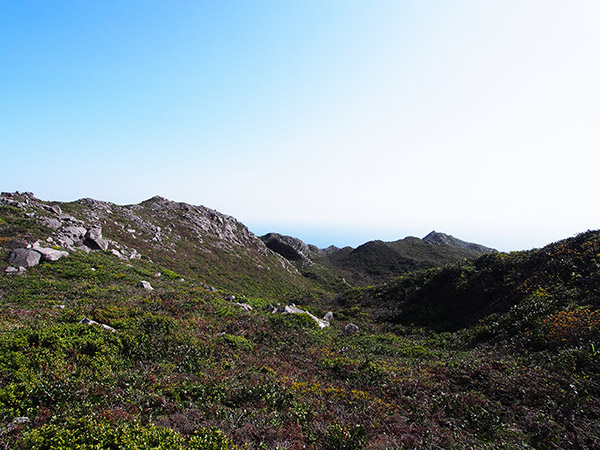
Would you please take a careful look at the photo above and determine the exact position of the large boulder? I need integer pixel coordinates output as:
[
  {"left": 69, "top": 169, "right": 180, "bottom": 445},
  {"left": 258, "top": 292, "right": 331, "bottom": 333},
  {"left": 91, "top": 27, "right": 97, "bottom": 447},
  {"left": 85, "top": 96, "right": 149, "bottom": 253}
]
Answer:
[
  {"left": 8, "top": 249, "right": 41, "bottom": 268},
  {"left": 32, "top": 244, "right": 69, "bottom": 262},
  {"left": 83, "top": 227, "right": 109, "bottom": 251}
]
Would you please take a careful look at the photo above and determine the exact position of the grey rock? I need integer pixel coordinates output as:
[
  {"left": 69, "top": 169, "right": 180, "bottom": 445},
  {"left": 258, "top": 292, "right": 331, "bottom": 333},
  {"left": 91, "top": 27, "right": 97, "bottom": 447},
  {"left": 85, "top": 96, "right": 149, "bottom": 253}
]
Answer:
[
  {"left": 79, "top": 317, "right": 116, "bottom": 332},
  {"left": 4, "top": 266, "right": 19, "bottom": 273},
  {"left": 139, "top": 280, "right": 154, "bottom": 290},
  {"left": 84, "top": 227, "right": 109, "bottom": 251},
  {"left": 224, "top": 295, "right": 236, "bottom": 301},
  {"left": 32, "top": 245, "right": 69, "bottom": 262},
  {"left": 58, "top": 237, "right": 74, "bottom": 248},
  {"left": 63, "top": 226, "right": 87, "bottom": 242},
  {"left": 8, "top": 249, "right": 41, "bottom": 268},
  {"left": 51, "top": 205, "right": 62, "bottom": 215},
  {"left": 344, "top": 323, "right": 360, "bottom": 335},
  {"left": 323, "top": 311, "right": 334, "bottom": 322},
  {"left": 43, "top": 217, "right": 62, "bottom": 229}
]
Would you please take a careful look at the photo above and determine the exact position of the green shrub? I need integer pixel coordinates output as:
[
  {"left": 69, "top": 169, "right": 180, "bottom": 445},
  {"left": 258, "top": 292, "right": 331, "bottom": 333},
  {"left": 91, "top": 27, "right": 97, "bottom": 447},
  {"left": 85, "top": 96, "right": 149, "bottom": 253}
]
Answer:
[
  {"left": 20, "top": 417, "right": 238, "bottom": 449},
  {"left": 220, "top": 333, "right": 254, "bottom": 352},
  {"left": 323, "top": 424, "right": 366, "bottom": 450}
]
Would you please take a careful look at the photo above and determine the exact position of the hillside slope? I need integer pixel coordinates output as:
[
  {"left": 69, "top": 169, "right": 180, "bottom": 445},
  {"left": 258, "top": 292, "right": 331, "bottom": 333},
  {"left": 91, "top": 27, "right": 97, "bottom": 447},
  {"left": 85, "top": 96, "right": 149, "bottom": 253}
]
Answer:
[
  {"left": 342, "top": 229, "right": 600, "bottom": 333},
  {"left": 1, "top": 191, "right": 599, "bottom": 449},
  {"left": 0, "top": 192, "right": 314, "bottom": 298}
]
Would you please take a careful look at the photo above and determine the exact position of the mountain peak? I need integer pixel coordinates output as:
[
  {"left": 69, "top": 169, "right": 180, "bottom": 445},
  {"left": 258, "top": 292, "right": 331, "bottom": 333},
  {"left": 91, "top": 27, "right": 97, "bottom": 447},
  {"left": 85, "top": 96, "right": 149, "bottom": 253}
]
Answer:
[{"left": 422, "top": 231, "right": 495, "bottom": 253}]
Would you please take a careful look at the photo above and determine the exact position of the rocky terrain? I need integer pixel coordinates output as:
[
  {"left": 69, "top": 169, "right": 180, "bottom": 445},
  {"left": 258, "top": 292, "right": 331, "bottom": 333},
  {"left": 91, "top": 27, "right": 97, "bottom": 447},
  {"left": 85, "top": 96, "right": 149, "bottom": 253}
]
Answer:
[
  {"left": 0, "top": 191, "right": 312, "bottom": 298},
  {"left": 1, "top": 191, "right": 599, "bottom": 449}
]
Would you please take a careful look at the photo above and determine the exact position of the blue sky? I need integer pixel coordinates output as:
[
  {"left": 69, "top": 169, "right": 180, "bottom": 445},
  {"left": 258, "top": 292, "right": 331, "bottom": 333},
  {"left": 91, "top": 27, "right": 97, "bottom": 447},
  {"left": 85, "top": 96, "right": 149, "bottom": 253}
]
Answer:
[{"left": 2, "top": 1, "right": 599, "bottom": 251}]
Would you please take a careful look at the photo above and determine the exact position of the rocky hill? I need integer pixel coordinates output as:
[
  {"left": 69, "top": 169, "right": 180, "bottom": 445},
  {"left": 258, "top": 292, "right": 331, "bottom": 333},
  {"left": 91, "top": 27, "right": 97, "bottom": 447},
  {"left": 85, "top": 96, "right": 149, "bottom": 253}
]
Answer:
[
  {"left": 261, "top": 230, "right": 494, "bottom": 287},
  {"left": 0, "top": 191, "right": 313, "bottom": 298}
]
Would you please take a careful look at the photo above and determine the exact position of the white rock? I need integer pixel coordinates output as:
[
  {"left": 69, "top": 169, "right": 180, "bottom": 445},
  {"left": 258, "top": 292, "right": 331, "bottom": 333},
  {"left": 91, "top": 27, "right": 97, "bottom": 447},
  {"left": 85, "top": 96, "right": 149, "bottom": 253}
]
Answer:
[
  {"left": 139, "top": 280, "right": 154, "bottom": 290},
  {"left": 79, "top": 317, "right": 116, "bottom": 332}
]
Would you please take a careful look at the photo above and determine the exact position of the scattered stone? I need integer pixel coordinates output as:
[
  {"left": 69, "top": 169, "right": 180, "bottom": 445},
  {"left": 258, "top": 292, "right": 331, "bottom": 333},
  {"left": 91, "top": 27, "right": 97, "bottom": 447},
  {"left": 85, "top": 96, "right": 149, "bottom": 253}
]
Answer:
[
  {"left": 139, "top": 280, "right": 154, "bottom": 290},
  {"left": 8, "top": 248, "right": 41, "bottom": 268},
  {"left": 4, "top": 266, "right": 19, "bottom": 273},
  {"left": 51, "top": 205, "right": 62, "bottom": 215},
  {"left": 83, "top": 227, "right": 109, "bottom": 251},
  {"left": 201, "top": 283, "right": 217, "bottom": 292},
  {"left": 224, "top": 295, "right": 236, "bottom": 301},
  {"left": 79, "top": 317, "right": 116, "bottom": 332},
  {"left": 344, "top": 323, "right": 360, "bottom": 335},
  {"left": 234, "top": 302, "right": 253, "bottom": 311},
  {"left": 111, "top": 249, "right": 127, "bottom": 260},
  {"left": 323, "top": 311, "right": 334, "bottom": 322},
  {"left": 154, "top": 272, "right": 162, "bottom": 278}
]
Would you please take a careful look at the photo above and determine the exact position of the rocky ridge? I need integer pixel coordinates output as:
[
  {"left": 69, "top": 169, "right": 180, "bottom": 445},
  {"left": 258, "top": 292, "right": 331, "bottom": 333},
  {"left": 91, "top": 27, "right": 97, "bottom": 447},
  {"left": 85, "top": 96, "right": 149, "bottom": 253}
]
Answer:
[
  {"left": 260, "top": 229, "right": 495, "bottom": 287},
  {"left": 0, "top": 192, "right": 306, "bottom": 296}
]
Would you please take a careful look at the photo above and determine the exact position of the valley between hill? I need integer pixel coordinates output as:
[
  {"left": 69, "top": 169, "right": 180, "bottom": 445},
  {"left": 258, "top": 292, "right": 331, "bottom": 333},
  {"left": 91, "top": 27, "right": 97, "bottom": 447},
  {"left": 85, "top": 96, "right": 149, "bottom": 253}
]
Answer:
[{"left": 0, "top": 192, "right": 598, "bottom": 449}]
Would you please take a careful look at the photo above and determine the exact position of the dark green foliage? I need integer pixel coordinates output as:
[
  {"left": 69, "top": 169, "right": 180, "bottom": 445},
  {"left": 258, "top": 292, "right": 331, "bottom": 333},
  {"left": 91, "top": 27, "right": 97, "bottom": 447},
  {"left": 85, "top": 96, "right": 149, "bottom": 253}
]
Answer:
[{"left": 312, "top": 236, "right": 490, "bottom": 287}]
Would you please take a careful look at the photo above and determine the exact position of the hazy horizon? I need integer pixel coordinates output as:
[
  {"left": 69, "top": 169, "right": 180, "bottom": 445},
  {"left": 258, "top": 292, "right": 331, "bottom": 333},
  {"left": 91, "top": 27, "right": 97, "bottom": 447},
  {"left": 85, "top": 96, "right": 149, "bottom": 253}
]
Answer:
[{"left": 3, "top": 1, "right": 599, "bottom": 253}]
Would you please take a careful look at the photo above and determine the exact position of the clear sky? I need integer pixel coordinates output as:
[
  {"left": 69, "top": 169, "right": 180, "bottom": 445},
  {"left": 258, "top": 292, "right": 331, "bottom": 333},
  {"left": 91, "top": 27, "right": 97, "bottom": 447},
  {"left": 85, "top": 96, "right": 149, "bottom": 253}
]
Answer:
[{"left": 2, "top": 1, "right": 599, "bottom": 252}]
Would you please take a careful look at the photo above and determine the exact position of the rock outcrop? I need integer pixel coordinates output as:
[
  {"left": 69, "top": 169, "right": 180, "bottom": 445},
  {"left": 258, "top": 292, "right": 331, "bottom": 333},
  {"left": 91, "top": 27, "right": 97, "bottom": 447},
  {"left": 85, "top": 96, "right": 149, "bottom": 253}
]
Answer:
[
  {"left": 84, "top": 227, "right": 109, "bottom": 251},
  {"left": 260, "top": 233, "right": 314, "bottom": 262},
  {"left": 271, "top": 304, "right": 331, "bottom": 329}
]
